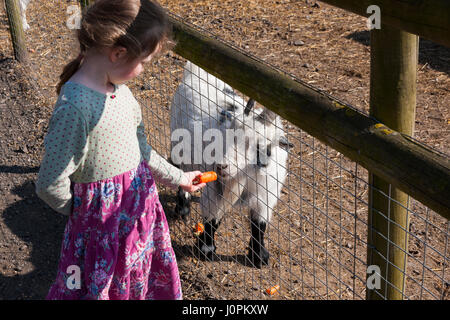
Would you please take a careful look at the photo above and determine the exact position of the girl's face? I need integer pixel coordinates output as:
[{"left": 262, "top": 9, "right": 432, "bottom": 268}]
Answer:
[{"left": 108, "top": 45, "right": 159, "bottom": 84}]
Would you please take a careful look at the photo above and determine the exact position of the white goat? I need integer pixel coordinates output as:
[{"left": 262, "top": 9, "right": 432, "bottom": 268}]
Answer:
[{"left": 170, "top": 62, "right": 292, "bottom": 268}]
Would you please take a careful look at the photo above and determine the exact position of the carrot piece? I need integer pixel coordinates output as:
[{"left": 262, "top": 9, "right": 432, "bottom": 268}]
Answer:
[
  {"left": 265, "top": 285, "right": 280, "bottom": 296},
  {"left": 192, "top": 171, "right": 217, "bottom": 185},
  {"left": 192, "top": 222, "right": 205, "bottom": 236}
]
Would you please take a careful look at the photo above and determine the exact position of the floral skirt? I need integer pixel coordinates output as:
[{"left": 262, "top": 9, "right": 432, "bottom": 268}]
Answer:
[{"left": 46, "top": 161, "right": 182, "bottom": 300}]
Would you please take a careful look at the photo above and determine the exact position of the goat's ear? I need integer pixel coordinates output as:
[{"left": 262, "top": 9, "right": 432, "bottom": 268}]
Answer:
[
  {"left": 279, "top": 136, "right": 294, "bottom": 150},
  {"left": 256, "top": 108, "right": 277, "bottom": 124},
  {"left": 244, "top": 99, "right": 255, "bottom": 116},
  {"left": 223, "top": 86, "right": 236, "bottom": 96}
]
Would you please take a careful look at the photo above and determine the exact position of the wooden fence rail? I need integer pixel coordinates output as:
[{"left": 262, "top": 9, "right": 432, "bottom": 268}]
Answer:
[
  {"left": 168, "top": 16, "right": 450, "bottom": 221},
  {"left": 321, "top": 0, "right": 450, "bottom": 48}
]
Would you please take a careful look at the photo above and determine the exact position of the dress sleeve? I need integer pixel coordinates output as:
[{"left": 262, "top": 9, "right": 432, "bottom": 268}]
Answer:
[
  {"left": 136, "top": 105, "right": 189, "bottom": 190},
  {"left": 35, "top": 103, "right": 88, "bottom": 216}
]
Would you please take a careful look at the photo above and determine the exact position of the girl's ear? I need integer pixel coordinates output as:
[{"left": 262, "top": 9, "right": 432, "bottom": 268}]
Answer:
[{"left": 109, "top": 46, "right": 128, "bottom": 63}]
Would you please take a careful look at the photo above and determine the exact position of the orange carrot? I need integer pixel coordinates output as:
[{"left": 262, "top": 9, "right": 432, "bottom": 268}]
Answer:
[
  {"left": 265, "top": 285, "right": 280, "bottom": 296},
  {"left": 192, "top": 171, "right": 217, "bottom": 185},
  {"left": 192, "top": 222, "right": 205, "bottom": 236}
]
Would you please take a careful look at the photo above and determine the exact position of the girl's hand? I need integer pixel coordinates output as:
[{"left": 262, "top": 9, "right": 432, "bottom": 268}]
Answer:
[{"left": 180, "top": 171, "right": 206, "bottom": 193}]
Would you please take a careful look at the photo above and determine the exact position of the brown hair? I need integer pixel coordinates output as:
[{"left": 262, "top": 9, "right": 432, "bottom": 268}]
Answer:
[{"left": 57, "top": 0, "right": 170, "bottom": 94}]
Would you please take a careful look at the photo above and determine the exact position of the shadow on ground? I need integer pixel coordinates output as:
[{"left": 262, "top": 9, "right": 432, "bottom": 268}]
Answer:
[
  {"left": 0, "top": 183, "right": 224, "bottom": 299},
  {"left": 0, "top": 178, "right": 67, "bottom": 300},
  {"left": 346, "top": 31, "right": 450, "bottom": 75},
  {"left": 158, "top": 191, "right": 255, "bottom": 269}
]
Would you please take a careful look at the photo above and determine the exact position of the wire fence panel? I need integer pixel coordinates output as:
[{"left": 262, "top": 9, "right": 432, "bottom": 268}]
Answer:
[{"left": 133, "top": 53, "right": 449, "bottom": 300}]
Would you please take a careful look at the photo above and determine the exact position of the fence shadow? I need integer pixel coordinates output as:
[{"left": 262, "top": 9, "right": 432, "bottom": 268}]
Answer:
[
  {"left": 158, "top": 190, "right": 254, "bottom": 268},
  {"left": 158, "top": 191, "right": 200, "bottom": 223},
  {"left": 171, "top": 241, "right": 251, "bottom": 268},
  {"left": 0, "top": 179, "right": 67, "bottom": 300},
  {"left": 346, "top": 31, "right": 450, "bottom": 75},
  {"left": 0, "top": 182, "right": 212, "bottom": 299},
  {"left": 0, "top": 165, "right": 40, "bottom": 174}
]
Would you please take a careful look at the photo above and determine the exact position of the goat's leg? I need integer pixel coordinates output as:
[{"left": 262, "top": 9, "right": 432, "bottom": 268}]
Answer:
[
  {"left": 197, "top": 178, "right": 242, "bottom": 260},
  {"left": 196, "top": 217, "right": 222, "bottom": 261},
  {"left": 248, "top": 212, "right": 269, "bottom": 269},
  {"left": 171, "top": 161, "right": 197, "bottom": 219},
  {"left": 175, "top": 187, "right": 191, "bottom": 219},
  {"left": 246, "top": 169, "right": 282, "bottom": 268}
]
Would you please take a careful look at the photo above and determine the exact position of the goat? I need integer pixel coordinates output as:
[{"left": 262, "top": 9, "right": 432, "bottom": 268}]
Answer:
[{"left": 170, "top": 62, "right": 292, "bottom": 268}]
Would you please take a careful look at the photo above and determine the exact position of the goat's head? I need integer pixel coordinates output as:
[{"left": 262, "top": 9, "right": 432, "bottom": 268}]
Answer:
[{"left": 216, "top": 95, "right": 290, "bottom": 179}]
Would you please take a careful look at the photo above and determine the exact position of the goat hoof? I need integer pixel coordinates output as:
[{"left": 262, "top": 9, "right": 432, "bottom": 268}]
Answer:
[
  {"left": 195, "top": 239, "right": 216, "bottom": 261},
  {"left": 198, "top": 244, "right": 216, "bottom": 261},
  {"left": 247, "top": 247, "right": 269, "bottom": 269},
  {"left": 175, "top": 204, "right": 190, "bottom": 219}
]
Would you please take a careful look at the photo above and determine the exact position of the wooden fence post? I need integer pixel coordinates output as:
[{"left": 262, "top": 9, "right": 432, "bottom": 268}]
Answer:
[
  {"left": 367, "top": 23, "right": 418, "bottom": 300},
  {"left": 5, "top": 0, "right": 28, "bottom": 63}
]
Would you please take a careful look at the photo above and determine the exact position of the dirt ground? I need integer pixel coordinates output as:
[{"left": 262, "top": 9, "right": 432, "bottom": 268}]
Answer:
[{"left": 0, "top": 0, "right": 448, "bottom": 300}]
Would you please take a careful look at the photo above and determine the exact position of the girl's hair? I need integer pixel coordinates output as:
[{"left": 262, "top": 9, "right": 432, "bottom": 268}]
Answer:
[{"left": 57, "top": 0, "right": 170, "bottom": 94}]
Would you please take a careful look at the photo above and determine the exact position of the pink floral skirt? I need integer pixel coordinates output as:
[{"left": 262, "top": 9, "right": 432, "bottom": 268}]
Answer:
[{"left": 46, "top": 161, "right": 182, "bottom": 300}]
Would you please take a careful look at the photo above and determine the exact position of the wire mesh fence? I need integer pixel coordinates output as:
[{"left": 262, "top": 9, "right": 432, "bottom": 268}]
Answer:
[
  {"left": 0, "top": 0, "right": 448, "bottom": 300},
  {"left": 132, "top": 53, "right": 449, "bottom": 300}
]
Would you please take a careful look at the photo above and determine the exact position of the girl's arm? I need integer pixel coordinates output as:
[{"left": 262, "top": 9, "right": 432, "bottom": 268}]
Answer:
[
  {"left": 35, "top": 103, "right": 88, "bottom": 216},
  {"left": 137, "top": 117, "right": 186, "bottom": 187},
  {"left": 136, "top": 109, "right": 204, "bottom": 192}
]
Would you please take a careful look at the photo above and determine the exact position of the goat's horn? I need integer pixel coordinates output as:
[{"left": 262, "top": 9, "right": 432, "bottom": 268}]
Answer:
[{"left": 244, "top": 99, "right": 255, "bottom": 116}]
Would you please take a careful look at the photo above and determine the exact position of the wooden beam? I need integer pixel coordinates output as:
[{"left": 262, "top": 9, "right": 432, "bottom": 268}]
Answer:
[
  {"left": 169, "top": 16, "right": 450, "bottom": 219},
  {"left": 320, "top": 0, "right": 450, "bottom": 48}
]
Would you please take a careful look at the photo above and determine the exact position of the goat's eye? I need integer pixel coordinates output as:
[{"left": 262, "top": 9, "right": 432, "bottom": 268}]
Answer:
[{"left": 226, "top": 103, "right": 237, "bottom": 112}]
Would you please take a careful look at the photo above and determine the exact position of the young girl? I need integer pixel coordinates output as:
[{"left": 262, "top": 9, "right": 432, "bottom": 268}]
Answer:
[{"left": 35, "top": 0, "right": 205, "bottom": 300}]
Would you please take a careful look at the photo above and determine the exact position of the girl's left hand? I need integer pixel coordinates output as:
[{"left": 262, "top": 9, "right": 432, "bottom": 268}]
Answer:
[{"left": 180, "top": 171, "right": 206, "bottom": 193}]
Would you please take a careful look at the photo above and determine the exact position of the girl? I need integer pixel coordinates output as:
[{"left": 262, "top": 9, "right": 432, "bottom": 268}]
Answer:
[{"left": 35, "top": 0, "right": 205, "bottom": 300}]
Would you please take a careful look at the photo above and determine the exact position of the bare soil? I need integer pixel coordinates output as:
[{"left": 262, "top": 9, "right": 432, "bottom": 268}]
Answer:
[{"left": 0, "top": 0, "right": 448, "bottom": 300}]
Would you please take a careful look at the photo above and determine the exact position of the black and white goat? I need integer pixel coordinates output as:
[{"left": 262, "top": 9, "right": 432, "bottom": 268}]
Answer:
[{"left": 170, "top": 62, "right": 292, "bottom": 268}]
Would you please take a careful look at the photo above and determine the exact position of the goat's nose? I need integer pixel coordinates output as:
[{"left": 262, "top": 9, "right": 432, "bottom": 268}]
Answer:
[{"left": 217, "top": 164, "right": 228, "bottom": 169}]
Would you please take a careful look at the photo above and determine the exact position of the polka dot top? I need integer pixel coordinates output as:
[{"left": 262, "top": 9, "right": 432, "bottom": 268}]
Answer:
[{"left": 35, "top": 81, "right": 188, "bottom": 216}]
